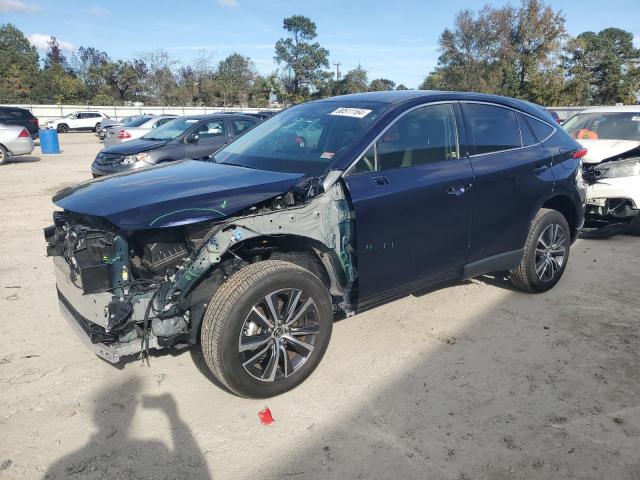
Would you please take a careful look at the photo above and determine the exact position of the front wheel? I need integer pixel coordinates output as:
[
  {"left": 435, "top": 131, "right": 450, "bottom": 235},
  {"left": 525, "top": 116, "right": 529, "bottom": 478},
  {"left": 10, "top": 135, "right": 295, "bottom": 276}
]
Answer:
[
  {"left": 201, "top": 260, "right": 333, "bottom": 398},
  {"left": 57, "top": 124, "right": 68, "bottom": 133},
  {"left": 510, "top": 208, "right": 571, "bottom": 293},
  {"left": 94, "top": 123, "right": 101, "bottom": 132}
]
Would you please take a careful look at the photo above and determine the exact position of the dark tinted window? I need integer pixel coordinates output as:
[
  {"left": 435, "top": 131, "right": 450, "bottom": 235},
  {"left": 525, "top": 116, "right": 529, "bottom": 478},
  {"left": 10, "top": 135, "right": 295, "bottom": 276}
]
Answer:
[
  {"left": 463, "top": 104, "right": 521, "bottom": 154},
  {"left": 124, "top": 116, "right": 153, "bottom": 127},
  {"left": 526, "top": 116, "right": 555, "bottom": 142},
  {"left": 153, "top": 117, "right": 174, "bottom": 128},
  {"left": 232, "top": 119, "right": 256, "bottom": 135},
  {"left": 0, "top": 108, "right": 31, "bottom": 119},
  {"left": 376, "top": 103, "right": 458, "bottom": 171},
  {"left": 517, "top": 113, "right": 537, "bottom": 146}
]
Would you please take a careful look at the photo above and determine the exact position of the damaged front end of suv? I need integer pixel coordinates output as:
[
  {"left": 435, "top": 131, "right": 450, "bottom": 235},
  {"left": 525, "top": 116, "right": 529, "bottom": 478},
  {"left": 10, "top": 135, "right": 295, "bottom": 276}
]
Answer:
[
  {"left": 580, "top": 143, "right": 640, "bottom": 238},
  {"left": 45, "top": 161, "right": 355, "bottom": 364}
]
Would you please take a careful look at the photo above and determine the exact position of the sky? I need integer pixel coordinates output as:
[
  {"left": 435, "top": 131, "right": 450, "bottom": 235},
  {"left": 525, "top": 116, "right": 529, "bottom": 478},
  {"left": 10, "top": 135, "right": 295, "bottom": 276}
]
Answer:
[{"left": 1, "top": 0, "right": 639, "bottom": 88}]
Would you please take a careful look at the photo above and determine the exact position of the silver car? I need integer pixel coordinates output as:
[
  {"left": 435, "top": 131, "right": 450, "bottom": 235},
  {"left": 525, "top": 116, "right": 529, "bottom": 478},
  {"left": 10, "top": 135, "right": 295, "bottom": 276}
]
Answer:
[
  {"left": 0, "top": 123, "right": 34, "bottom": 165},
  {"left": 103, "top": 115, "right": 177, "bottom": 147}
]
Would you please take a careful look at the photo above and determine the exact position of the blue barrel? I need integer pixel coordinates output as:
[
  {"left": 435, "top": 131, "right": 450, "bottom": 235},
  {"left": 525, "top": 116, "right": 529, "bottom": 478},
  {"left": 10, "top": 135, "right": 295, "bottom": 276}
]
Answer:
[{"left": 39, "top": 129, "right": 60, "bottom": 154}]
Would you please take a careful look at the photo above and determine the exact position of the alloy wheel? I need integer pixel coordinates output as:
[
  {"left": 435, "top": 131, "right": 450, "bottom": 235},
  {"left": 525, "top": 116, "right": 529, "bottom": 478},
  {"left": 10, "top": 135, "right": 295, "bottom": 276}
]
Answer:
[
  {"left": 534, "top": 223, "right": 567, "bottom": 282},
  {"left": 238, "top": 288, "right": 319, "bottom": 382}
]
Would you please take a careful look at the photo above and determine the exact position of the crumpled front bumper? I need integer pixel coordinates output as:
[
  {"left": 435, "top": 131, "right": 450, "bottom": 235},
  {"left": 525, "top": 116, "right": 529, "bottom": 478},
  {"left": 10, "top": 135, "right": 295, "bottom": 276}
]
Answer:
[{"left": 54, "top": 256, "right": 157, "bottom": 363}]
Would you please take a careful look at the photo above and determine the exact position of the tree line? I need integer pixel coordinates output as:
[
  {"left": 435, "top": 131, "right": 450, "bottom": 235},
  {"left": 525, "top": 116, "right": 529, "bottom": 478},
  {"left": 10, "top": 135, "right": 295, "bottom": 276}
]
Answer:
[
  {"left": 421, "top": 0, "right": 639, "bottom": 105},
  {"left": 1, "top": 1, "right": 638, "bottom": 107}
]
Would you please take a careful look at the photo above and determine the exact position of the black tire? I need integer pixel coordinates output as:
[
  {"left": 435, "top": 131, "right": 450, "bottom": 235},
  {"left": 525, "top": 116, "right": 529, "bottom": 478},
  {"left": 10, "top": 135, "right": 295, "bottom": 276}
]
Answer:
[
  {"left": 510, "top": 208, "right": 571, "bottom": 293},
  {"left": 94, "top": 123, "right": 101, "bottom": 132},
  {"left": 0, "top": 144, "right": 7, "bottom": 165},
  {"left": 57, "top": 124, "right": 68, "bottom": 133},
  {"left": 629, "top": 216, "right": 640, "bottom": 236},
  {"left": 201, "top": 260, "right": 333, "bottom": 398}
]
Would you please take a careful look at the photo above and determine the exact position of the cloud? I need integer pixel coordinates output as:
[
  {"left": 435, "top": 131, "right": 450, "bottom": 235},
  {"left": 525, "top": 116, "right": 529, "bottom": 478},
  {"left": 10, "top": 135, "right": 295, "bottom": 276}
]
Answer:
[
  {"left": 88, "top": 5, "right": 110, "bottom": 16},
  {"left": 28, "top": 33, "right": 75, "bottom": 52},
  {"left": 217, "top": 0, "right": 237, "bottom": 6},
  {"left": 0, "top": 0, "right": 40, "bottom": 13}
]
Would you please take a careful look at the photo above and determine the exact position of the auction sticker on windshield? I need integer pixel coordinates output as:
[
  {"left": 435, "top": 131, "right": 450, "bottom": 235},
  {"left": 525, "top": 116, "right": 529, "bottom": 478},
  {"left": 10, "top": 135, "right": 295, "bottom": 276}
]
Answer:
[{"left": 330, "top": 107, "right": 372, "bottom": 118}]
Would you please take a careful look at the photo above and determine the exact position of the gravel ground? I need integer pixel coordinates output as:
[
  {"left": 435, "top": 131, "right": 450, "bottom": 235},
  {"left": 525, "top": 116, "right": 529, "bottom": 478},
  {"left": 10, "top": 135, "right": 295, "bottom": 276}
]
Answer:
[{"left": 1, "top": 133, "right": 639, "bottom": 480}]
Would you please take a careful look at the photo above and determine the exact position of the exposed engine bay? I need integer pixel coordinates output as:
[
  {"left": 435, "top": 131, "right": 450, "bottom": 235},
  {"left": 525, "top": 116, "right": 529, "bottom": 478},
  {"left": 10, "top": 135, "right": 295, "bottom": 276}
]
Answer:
[{"left": 45, "top": 175, "right": 355, "bottom": 362}]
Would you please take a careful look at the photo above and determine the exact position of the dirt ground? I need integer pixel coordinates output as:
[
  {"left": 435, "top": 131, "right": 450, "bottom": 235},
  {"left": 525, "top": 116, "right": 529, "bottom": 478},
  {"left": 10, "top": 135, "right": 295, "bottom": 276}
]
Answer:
[{"left": 1, "top": 132, "right": 639, "bottom": 480}]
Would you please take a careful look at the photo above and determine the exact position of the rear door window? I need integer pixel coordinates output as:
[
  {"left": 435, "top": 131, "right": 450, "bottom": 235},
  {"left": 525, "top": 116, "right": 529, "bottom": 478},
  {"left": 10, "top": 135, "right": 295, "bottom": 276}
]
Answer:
[{"left": 463, "top": 103, "right": 522, "bottom": 155}]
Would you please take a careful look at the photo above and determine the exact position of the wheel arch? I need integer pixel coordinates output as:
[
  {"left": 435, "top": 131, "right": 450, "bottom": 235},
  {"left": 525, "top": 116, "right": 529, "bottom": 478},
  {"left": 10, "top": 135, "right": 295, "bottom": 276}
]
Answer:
[
  {"left": 181, "top": 233, "right": 347, "bottom": 345},
  {"left": 542, "top": 194, "right": 580, "bottom": 240}
]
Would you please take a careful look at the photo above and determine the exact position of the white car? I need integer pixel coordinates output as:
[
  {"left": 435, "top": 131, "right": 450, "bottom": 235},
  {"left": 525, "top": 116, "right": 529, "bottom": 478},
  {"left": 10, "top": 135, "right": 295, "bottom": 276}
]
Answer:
[
  {"left": 45, "top": 111, "right": 108, "bottom": 133},
  {"left": 563, "top": 106, "right": 640, "bottom": 236},
  {"left": 103, "top": 115, "right": 177, "bottom": 147},
  {"left": 0, "top": 123, "right": 35, "bottom": 165}
]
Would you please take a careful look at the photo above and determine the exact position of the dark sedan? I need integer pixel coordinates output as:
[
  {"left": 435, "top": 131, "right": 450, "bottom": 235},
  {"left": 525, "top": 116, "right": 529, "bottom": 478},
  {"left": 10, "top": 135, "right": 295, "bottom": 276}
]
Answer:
[{"left": 91, "top": 114, "right": 259, "bottom": 177}]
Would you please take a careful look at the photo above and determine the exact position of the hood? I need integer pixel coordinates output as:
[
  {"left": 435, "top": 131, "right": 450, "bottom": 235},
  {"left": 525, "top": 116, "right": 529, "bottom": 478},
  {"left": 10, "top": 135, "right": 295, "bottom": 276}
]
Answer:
[
  {"left": 577, "top": 139, "right": 640, "bottom": 164},
  {"left": 53, "top": 160, "right": 305, "bottom": 230},
  {"left": 100, "top": 139, "right": 168, "bottom": 155}
]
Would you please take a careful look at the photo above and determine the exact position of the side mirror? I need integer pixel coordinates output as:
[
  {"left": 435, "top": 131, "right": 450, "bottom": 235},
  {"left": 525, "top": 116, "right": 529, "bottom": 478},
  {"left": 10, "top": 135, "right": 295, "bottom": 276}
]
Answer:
[{"left": 186, "top": 133, "right": 199, "bottom": 144}]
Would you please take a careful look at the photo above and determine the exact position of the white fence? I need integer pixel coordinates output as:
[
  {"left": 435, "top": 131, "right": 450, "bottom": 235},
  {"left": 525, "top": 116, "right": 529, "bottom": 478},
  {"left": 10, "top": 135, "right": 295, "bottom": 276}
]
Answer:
[{"left": 0, "top": 104, "right": 280, "bottom": 123}]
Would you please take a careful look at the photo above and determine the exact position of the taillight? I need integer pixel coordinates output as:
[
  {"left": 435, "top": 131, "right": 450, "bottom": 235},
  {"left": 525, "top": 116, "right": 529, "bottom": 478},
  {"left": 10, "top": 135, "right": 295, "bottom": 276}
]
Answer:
[
  {"left": 573, "top": 148, "right": 588, "bottom": 159},
  {"left": 18, "top": 128, "right": 29, "bottom": 138},
  {"left": 118, "top": 130, "right": 131, "bottom": 139}
]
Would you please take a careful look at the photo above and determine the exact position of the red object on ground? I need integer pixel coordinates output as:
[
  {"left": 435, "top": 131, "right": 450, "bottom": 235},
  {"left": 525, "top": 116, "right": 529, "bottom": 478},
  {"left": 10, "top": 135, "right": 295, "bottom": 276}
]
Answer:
[{"left": 258, "top": 407, "right": 274, "bottom": 425}]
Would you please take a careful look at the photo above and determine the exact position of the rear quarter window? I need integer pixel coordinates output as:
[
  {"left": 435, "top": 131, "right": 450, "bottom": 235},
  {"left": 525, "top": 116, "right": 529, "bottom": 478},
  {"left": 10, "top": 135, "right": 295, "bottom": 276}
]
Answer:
[
  {"left": 463, "top": 103, "right": 522, "bottom": 155},
  {"left": 526, "top": 116, "right": 555, "bottom": 142}
]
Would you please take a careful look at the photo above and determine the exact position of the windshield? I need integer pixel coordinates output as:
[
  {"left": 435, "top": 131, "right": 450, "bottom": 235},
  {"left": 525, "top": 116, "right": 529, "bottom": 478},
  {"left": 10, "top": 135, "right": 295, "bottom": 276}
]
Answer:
[
  {"left": 564, "top": 112, "right": 640, "bottom": 141},
  {"left": 214, "top": 101, "right": 389, "bottom": 175},
  {"left": 142, "top": 118, "right": 198, "bottom": 141},
  {"left": 124, "top": 116, "right": 153, "bottom": 128}
]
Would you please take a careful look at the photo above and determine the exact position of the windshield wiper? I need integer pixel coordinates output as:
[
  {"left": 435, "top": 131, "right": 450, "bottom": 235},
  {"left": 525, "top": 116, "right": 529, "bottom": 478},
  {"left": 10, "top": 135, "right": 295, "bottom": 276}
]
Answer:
[{"left": 220, "top": 161, "right": 258, "bottom": 170}]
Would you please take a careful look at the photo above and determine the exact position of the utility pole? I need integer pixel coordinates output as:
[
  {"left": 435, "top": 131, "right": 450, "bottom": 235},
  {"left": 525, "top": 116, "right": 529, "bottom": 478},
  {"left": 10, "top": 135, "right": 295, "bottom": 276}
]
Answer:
[{"left": 333, "top": 62, "right": 341, "bottom": 81}]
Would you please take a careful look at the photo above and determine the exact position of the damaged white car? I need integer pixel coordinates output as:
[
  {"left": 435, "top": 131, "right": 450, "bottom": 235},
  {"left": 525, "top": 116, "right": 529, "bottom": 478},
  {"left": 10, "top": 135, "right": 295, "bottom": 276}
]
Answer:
[{"left": 563, "top": 106, "right": 640, "bottom": 237}]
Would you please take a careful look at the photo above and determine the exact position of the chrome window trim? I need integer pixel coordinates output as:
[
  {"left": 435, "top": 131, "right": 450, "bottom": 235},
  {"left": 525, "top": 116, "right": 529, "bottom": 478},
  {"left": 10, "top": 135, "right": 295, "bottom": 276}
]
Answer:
[{"left": 344, "top": 101, "right": 460, "bottom": 176}]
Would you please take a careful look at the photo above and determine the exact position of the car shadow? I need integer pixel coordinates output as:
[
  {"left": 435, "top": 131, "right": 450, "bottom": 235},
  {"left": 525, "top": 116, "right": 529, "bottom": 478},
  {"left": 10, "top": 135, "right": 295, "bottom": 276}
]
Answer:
[
  {"left": 7, "top": 155, "right": 41, "bottom": 164},
  {"left": 246, "top": 275, "right": 640, "bottom": 479},
  {"left": 42, "top": 376, "right": 212, "bottom": 479},
  {"left": 471, "top": 271, "right": 520, "bottom": 291}
]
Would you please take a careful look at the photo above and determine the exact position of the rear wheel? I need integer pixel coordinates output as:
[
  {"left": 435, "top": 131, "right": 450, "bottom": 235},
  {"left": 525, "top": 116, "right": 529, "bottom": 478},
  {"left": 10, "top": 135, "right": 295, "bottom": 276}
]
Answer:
[
  {"left": 0, "top": 145, "right": 7, "bottom": 165},
  {"left": 201, "top": 260, "right": 333, "bottom": 398},
  {"left": 57, "top": 124, "right": 68, "bottom": 133},
  {"left": 510, "top": 209, "right": 571, "bottom": 293},
  {"left": 628, "top": 216, "right": 640, "bottom": 236}
]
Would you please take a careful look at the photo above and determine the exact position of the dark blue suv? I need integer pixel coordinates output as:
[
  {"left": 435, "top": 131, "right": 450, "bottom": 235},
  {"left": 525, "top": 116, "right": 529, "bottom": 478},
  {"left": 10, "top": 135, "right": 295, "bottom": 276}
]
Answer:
[{"left": 46, "top": 91, "right": 586, "bottom": 398}]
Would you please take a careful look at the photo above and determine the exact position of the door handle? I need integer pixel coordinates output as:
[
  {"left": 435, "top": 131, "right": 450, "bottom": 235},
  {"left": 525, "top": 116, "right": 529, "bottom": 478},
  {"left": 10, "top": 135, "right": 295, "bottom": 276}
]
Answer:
[
  {"left": 372, "top": 176, "right": 389, "bottom": 186},
  {"left": 531, "top": 164, "right": 549, "bottom": 175},
  {"left": 446, "top": 183, "right": 472, "bottom": 196}
]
